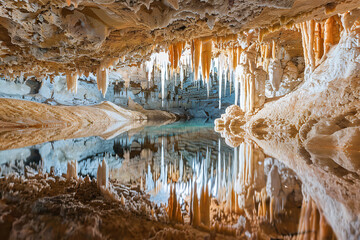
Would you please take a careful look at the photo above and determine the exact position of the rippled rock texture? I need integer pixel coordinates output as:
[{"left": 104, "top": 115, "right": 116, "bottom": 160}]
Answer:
[{"left": 0, "top": 0, "right": 359, "bottom": 77}]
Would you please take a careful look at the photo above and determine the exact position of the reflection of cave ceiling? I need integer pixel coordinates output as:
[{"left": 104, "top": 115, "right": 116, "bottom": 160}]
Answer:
[{"left": 0, "top": 0, "right": 359, "bottom": 78}]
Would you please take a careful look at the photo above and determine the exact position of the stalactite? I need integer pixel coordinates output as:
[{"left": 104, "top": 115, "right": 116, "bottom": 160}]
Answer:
[
  {"left": 96, "top": 67, "right": 109, "bottom": 97},
  {"left": 314, "top": 22, "right": 324, "bottom": 63},
  {"left": 324, "top": 16, "right": 336, "bottom": 55},
  {"left": 231, "top": 47, "right": 237, "bottom": 71},
  {"left": 191, "top": 182, "right": 200, "bottom": 227},
  {"left": 66, "top": 71, "right": 78, "bottom": 93},
  {"left": 260, "top": 43, "right": 271, "bottom": 72},
  {"left": 167, "top": 184, "right": 183, "bottom": 223},
  {"left": 191, "top": 40, "right": 195, "bottom": 72},
  {"left": 218, "top": 54, "right": 224, "bottom": 109},
  {"left": 234, "top": 68, "right": 239, "bottom": 106},
  {"left": 271, "top": 40, "right": 276, "bottom": 60},
  {"left": 201, "top": 39, "right": 212, "bottom": 83},
  {"left": 200, "top": 184, "right": 210, "bottom": 226},
  {"left": 169, "top": 42, "right": 185, "bottom": 73},
  {"left": 298, "top": 15, "right": 342, "bottom": 72},
  {"left": 238, "top": 45, "right": 266, "bottom": 112},
  {"left": 193, "top": 39, "right": 202, "bottom": 81},
  {"left": 296, "top": 198, "right": 335, "bottom": 240},
  {"left": 307, "top": 20, "right": 316, "bottom": 71}
]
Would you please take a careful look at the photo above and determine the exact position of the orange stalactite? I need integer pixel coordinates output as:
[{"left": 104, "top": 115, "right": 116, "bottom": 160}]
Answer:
[
  {"left": 300, "top": 22, "right": 310, "bottom": 66},
  {"left": 271, "top": 40, "right": 276, "bottom": 59},
  {"left": 96, "top": 66, "right": 109, "bottom": 97},
  {"left": 191, "top": 40, "right": 195, "bottom": 72},
  {"left": 168, "top": 42, "right": 184, "bottom": 72},
  {"left": 259, "top": 43, "right": 271, "bottom": 72},
  {"left": 66, "top": 71, "right": 78, "bottom": 93},
  {"left": 296, "top": 199, "right": 335, "bottom": 240},
  {"left": 167, "top": 184, "right": 183, "bottom": 223},
  {"left": 237, "top": 47, "right": 243, "bottom": 67},
  {"left": 66, "top": 0, "right": 71, "bottom": 6},
  {"left": 324, "top": 16, "right": 335, "bottom": 55},
  {"left": 231, "top": 47, "right": 238, "bottom": 71},
  {"left": 297, "top": 16, "right": 342, "bottom": 71},
  {"left": 168, "top": 44, "right": 174, "bottom": 70},
  {"left": 307, "top": 20, "right": 316, "bottom": 70},
  {"left": 314, "top": 22, "right": 324, "bottom": 63},
  {"left": 191, "top": 182, "right": 200, "bottom": 227},
  {"left": 201, "top": 39, "right": 212, "bottom": 82},
  {"left": 200, "top": 184, "right": 210, "bottom": 227}
]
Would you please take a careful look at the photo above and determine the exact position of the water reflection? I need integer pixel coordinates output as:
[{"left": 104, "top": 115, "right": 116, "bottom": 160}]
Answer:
[{"left": 0, "top": 120, "right": 350, "bottom": 239}]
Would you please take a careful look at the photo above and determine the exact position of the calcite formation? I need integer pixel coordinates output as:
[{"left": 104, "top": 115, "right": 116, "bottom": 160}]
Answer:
[
  {"left": 214, "top": 11, "right": 360, "bottom": 239},
  {"left": 0, "top": 0, "right": 359, "bottom": 103},
  {"left": 1, "top": 0, "right": 360, "bottom": 239}
]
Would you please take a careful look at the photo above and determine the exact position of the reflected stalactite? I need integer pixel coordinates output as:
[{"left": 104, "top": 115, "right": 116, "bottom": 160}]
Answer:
[
  {"left": 296, "top": 198, "right": 336, "bottom": 240},
  {"left": 142, "top": 136, "right": 307, "bottom": 236},
  {"left": 66, "top": 71, "right": 78, "bottom": 93},
  {"left": 167, "top": 183, "right": 184, "bottom": 223},
  {"left": 97, "top": 67, "right": 109, "bottom": 97}
]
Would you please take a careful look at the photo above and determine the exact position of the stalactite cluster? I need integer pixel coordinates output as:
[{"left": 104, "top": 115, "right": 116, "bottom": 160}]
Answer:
[
  {"left": 0, "top": 2, "right": 357, "bottom": 116},
  {"left": 297, "top": 16, "right": 342, "bottom": 71},
  {"left": 296, "top": 198, "right": 335, "bottom": 240},
  {"left": 169, "top": 42, "right": 185, "bottom": 73},
  {"left": 66, "top": 71, "right": 78, "bottom": 93},
  {"left": 190, "top": 183, "right": 211, "bottom": 228},
  {"left": 167, "top": 184, "right": 184, "bottom": 223}
]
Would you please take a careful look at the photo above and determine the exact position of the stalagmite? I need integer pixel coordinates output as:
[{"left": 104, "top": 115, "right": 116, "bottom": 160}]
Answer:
[
  {"left": 66, "top": 160, "right": 78, "bottom": 180},
  {"left": 97, "top": 158, "right": 109, "bottom": 189}
]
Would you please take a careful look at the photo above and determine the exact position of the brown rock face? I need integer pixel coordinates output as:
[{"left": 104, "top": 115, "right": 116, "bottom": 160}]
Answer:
[
  {"left": 0, "top": 98, "right": 147, "bottom": 150},
  {"left": 0, "top": 0, "right": 359, "bottom": 79}
]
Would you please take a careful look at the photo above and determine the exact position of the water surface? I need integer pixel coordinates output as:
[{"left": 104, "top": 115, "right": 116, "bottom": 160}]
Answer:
[{"left": 1, "top": 119, "right": 357, "bottom": 239}]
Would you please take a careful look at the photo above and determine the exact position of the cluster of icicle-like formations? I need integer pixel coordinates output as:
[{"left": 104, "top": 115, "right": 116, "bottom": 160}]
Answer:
[
  {"left": 65, "top": 57, "right": 120, "bottom": 97},
  {"left": 144, "top": 138, "right": 304, "bottom": 235},
  {"left": 58, "top": 10, "right": 352, "bottom": 111},
  {"left": 143, "top": 12, "right": 349, "bottom": 111},
  {"left": 296, "top": 197, "right": 336, "bottom": 240}
]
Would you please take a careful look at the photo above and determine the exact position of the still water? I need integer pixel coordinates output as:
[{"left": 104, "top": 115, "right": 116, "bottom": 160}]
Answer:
[{"left": 1, "top": 119, "right": 357, "bottom": 239}]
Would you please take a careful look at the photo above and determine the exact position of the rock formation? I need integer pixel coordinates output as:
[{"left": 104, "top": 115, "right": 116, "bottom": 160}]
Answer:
[{"left": 0, "top": 1, "right": 360, "bottom": 239}]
